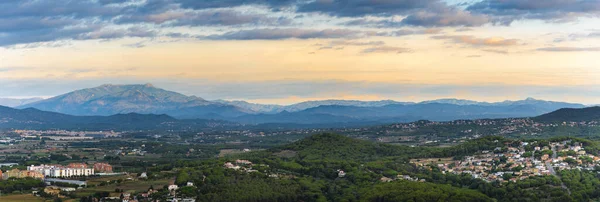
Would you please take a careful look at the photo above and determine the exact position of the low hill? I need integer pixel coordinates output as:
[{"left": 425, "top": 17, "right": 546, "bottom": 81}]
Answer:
[
  {"left": 535, "top": 107, "right": 600, "bottom": 122},
  {"left": 268, "top": 133, "right": 507, "bottom": 162},
  {"left": 0, "top": 105, "right": 234, "bottom": 130},
  {"left": 276, "top": 133, "right": 413, "bottom": 161}
]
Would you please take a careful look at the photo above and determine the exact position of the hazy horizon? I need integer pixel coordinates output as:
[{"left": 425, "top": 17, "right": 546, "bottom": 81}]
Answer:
[
  {"left": 0, "top": 83, "right": 597, "bottom": 106},
  {"left": 1, "top": 0, "right": 599, "bottom": 104}
]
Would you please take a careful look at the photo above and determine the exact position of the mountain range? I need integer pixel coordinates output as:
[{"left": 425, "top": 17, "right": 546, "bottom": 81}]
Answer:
[{"left": 7, "top": 84, "right": 587, "bottom": 125}]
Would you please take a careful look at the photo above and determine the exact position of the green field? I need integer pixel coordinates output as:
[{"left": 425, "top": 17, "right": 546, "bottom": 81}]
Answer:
[
  {"left": 75, "top": 178, "right": 171, "bottom": 198},
  {"left": 0, "top": 194, "right": 44, "bottom": 202}
]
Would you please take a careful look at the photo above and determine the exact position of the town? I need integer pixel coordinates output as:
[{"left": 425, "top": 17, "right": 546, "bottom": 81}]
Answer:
[{"left": 415, "top": 139, "right": 600, "bottom": 183}]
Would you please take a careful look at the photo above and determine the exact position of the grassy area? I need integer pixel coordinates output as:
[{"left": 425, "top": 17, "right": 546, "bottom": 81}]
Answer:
[
  {"left": 75, "top": 178, "right": 171, "bottom": 198},
  {"left": 410, "top": 157, "right": 455, "bottom": 165},
  {"left": 219, "top": 149, "right": 245, "bottom": 157},
  {"left": 0, "top": 194, "right": 44, "bottom": 202},
  {"left": 84, "top": 175, "right": 133, "bottom": 186}
]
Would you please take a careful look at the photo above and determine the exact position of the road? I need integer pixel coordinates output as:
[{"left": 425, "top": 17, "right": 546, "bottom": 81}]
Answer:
[{"left": 549, "top": 145, "right": 571, "bottom": 195}]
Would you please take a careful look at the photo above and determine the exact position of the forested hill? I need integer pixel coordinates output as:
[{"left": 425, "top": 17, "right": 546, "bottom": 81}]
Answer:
[
  {"left": 172, "top": 133, "right": 500, "bottom": 201},
  {"left": 258, "top": 133, "right": 509, "bottom": 165},
  {"left": 173, "top": 134, "right": 580, "bottom": 201},
  {"left": 275, "top": 133, "right": 415, "bottom": 161},
  {"left": 535, "top": 106, "right": 600, "bottom": 122}
]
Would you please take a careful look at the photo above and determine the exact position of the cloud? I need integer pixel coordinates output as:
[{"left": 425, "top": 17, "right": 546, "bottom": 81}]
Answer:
[
  {"left": 296, "top": 0, "right": 436, "bottom": 17},
  {"left": 468, "top": 0, "right": 600, "bottom": 24},
  {"left": 537, "top": 47, "right": 600, "bottom": 52},
  {"left": 117, "top": 8, "right": 292, "bottom": 27},
  {"left": 0, "top": 17, "right": 77, "bottom": 32},
  {"left": 176, "top": 0, "right": 296, "bottom": 10},
  {"left": 483, "top": 49, "right": 509, "bottom": 54},
  {"left": 0, "top": 0, "right": 125, "bottom": 46},
  {"left": 401, "top": 6, "right": 489, "bottom": 27},
  {"left": 98, "top": 0, "right": 128, "bottom": 5},
  {"left": 328, "top": 40, "right": 386, "bottom": 47},
  {"left": 362, "top": 46, "right": 412, "bottom": 54},
  {"left": 343, "top": 10, "right": 488, "bottom": 28},
  {"left": 314, "top": 40, "right": 387, "bottom": 52},
  {"left": 389, "top": 28, "right": 444, "bottom": 36},
  {"left": 432, "top": 35, "right": 519, "bottom": 46},
  {"left": 0, "top": 22, "right": 102, "bottom": 46},
  {"left": 455, "top": 28, "right": 473, "bottom": 32},
  {"left": 568, "top": 31, "right": 600, "bottom": 40},
  {"left": 1, "top": 0, "right": 595, "bottom": 47},
  {"left": 201, "top": 28, "right": 370, "bottom": 40},
  {"left": 76, "top": 26, "right": 157, "bottom": 40},
  {"left": 123, "top": 41, "right": 148, "bottom": 48}
]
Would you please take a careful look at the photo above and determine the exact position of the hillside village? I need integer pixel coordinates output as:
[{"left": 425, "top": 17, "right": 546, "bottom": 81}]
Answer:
[{"left": 414, "top": 140, "right": 600, "bottom": 183}]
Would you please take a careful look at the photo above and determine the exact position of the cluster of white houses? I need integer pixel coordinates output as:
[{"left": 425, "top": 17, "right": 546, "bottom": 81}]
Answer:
[{"left": 27, "top": 163, "right": 95, "bottom": 178}]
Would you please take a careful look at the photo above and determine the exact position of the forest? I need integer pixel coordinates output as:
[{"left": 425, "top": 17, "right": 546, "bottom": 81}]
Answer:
[{"left": 141, "top": 133, "right": 587, "bottom": 202}]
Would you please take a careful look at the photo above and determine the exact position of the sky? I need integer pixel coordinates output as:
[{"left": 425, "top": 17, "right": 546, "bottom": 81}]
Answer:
[{"left": 1, "top": 0, "right": 600, "bottom": 104}]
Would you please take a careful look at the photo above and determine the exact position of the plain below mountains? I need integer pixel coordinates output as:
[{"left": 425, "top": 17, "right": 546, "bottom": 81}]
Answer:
[{"left": 14, "top": 84, "right": 586, "bottom": 125}]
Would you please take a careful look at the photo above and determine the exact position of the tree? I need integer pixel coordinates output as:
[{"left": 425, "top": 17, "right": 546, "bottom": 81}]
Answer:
[{"left": 179, "top": 186, "right": 197, "bottom": 198}]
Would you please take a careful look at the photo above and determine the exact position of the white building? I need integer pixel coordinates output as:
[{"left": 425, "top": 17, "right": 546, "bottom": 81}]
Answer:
[{"left": 27, "top": 164, "right": 94, "bottom": 178}]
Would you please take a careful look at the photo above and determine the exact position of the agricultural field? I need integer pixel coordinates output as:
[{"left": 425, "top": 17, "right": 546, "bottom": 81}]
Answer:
[
  {"left": 0, "top": 194, "right": 44, "bottom": 202},
  {"left": 75, "top": 178, "right": 171, "bottom": 198}
]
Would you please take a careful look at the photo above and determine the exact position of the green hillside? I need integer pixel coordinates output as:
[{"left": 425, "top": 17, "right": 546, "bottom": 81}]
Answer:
[{"left": 535, "top": 107, "right": 600, "bottom": 122}]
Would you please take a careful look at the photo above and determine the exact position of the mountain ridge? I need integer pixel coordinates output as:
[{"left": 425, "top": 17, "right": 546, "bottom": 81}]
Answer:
[
  {"left": 535, "top": 106, "right": 600, "bottom": 122},
  {"left": 16, "top": 84, "right": 587, "bottom": 124}
]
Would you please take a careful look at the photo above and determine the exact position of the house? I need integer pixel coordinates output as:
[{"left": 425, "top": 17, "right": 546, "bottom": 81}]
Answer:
[
  {"left": 236, "top": 159, "right": 252, "bottom": 165},
  {"left": 168, "top": 185, "right": 179, "bottom": 191},
  {"left": 43, "top": 186, "right": 61, "bottom": 195},
  {"left": 224, "top": 162, "right": 240, "bottom": 170},
  {"left": 337, "top": 170, "right": 346, "bottom": 178},
  {"left": 380, "top": 177, "right": 393, "bottom": 182}
]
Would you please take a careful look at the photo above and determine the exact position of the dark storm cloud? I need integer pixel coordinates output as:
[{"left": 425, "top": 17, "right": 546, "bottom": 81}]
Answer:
[{"left": 467, "top": 0, "right": 600, "bottom": 24}]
